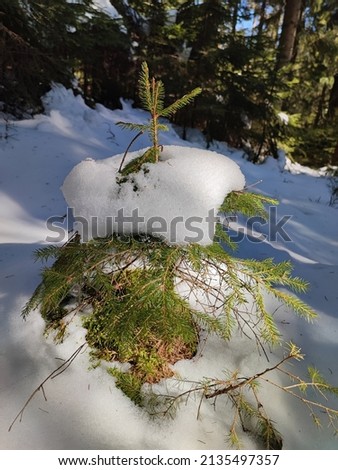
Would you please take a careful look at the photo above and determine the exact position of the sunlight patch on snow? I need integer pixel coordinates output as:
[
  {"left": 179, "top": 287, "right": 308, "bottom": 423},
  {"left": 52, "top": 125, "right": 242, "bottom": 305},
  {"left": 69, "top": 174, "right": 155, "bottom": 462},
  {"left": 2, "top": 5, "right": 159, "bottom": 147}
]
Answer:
[
  {"left": 267, "top": 240, "right": 319, "bottom": 264},
  {"left": 0, "top": 193, "right": 47, "bottom": 243},
  {"left": 39, "top": 110, "right": 75, "bottom": 138},
  {"left": 284, "top": 157, "right": 323, "bottom": 177}
]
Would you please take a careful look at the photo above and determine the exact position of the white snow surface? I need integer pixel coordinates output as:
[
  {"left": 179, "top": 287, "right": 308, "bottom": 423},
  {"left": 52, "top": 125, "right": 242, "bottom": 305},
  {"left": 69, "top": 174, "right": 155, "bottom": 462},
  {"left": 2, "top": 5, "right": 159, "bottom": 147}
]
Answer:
[
  {"left": 1, "top": 84, "right": 338, "bottom": 450},
  {"left": 62, "top": 146, "right": 245, "bottom": 244},
  {"left": 92, "top": 0, "right": 120, "bottom": 19}
]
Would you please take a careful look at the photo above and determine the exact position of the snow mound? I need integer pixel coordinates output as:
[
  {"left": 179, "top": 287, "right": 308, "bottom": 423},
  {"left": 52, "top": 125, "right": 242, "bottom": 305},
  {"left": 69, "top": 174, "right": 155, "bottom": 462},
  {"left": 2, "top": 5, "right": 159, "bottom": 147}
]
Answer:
[{"left": 62, "top": 145, "right": 245, "bottom": 245}]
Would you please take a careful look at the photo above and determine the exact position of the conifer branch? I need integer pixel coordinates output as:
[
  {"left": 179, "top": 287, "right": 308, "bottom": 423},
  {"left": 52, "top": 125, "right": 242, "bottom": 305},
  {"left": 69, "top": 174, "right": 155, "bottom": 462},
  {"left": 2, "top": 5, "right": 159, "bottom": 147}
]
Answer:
[
  {"left": 153, "top": 343, "right": 338, "bottom": 447},
  {"left": 160, "top": 88, "right": 202, "bottom": 118}
]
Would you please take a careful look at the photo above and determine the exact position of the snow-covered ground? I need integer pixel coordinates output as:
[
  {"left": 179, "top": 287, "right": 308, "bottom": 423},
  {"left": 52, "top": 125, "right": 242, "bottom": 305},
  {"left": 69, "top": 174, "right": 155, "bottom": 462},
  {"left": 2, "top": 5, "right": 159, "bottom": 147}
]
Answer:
[{"left": 1, "top": 84, "right": 338, "bottom": 450}]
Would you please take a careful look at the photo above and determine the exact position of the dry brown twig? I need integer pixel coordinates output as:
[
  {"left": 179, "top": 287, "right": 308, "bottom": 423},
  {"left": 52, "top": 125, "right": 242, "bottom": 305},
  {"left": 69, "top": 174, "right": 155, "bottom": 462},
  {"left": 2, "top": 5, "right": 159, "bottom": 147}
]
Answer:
[{"left": 151, "top": 345, "right": 338, "bottom": 440}]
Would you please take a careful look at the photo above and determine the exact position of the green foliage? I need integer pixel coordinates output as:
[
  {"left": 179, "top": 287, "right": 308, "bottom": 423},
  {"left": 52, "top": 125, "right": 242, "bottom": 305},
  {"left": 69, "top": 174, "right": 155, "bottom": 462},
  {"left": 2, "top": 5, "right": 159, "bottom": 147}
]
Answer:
[
  {"left": 219, "top": 191, "right": 278, "bottom": 220},
  {"left": 117, "top": 62, "right": 201, "bottom": 170},
  {"left": 24, "top": 235, "right": 200, "bottom": 381},
  {"left": 115, "top": 0, "right": 337, "bottom": 166},
  {"left": 0, "top": 0, "right": 65, "bottom": 113},
  {"left": 307, "top": 366, "right": 338, "bottom": 396},
  {"left": 118, "top": 170, "right": 279, "bottom": 257},
  {"left": 284, "top": 121, "right": 338, "bottom": 167},
  {"left": 2, "top": 0, "right": 337, "bottom": 166},
  {"left": 255, "top": 417, "right": 283, "bottom": 450},
  {"left": 117, "top": 147, "right": 157, "bottom": 177},
  {"left": 225, "top": 381, "right": 283, "bottom": 449},
  {"left": 108, "top": 368, "right": 144, "bottom": 406},
  {"left": 23, "top": 222, "right": 316, "bottom": 382},
  {"left": 0, "top": 0, "right": 129, "bottom": 113}
]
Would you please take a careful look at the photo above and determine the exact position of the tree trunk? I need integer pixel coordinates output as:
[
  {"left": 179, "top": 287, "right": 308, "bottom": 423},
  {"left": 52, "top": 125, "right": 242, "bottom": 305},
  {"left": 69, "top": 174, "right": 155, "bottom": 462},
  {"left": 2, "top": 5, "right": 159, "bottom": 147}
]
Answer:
[
  {"left": 313, "top": 84, "right": 327, "bottom": 127},
  {"left": 332, "top": 141, "right": 338, "bottom": 166},
  {"left": 257, "top": 0, "right": 267, "bottom": 36},
  {"left": 277, "top": 0, "right": 303, "bottom": 69},
  {"left": 231, "top": 1, "right": 239, "bottom": 34},
  {"left": 327, "top": 73, "right": 338, "bottom": 119}
]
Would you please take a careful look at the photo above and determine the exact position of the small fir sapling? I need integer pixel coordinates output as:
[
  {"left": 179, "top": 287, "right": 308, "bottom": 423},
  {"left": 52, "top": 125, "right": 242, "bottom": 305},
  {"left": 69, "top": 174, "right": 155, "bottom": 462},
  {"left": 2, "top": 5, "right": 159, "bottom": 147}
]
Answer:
[
  {"left": 117, "top": 61, "right": 201, "bottom": 175},
  {"left": 20, "top": 62, "right": 338, "bottom": 450}
]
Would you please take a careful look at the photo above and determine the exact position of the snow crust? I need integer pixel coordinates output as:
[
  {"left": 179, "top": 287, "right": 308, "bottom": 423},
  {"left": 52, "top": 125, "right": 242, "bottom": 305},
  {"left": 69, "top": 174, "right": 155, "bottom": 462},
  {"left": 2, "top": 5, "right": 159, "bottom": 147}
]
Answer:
[{"left": 61, "top": 146, "right": 245, "bottom": 244}]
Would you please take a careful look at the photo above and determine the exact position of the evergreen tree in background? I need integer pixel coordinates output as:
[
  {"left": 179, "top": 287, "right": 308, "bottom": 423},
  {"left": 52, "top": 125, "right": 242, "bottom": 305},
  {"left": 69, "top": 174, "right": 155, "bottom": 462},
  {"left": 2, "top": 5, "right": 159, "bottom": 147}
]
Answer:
[
  {"left": 1, "top": 0, "right": 337, "bottom": 166},
  {"left": 0, "top": 0, "right": 68, "bottom": 113},
  {"left": 0, "top": 0, "right": 129, "bottom": 113},
  {"left": 279, "top": 0, "right": 338, "bottom": 166},
  {"left": 71, "top": 7, "right": 131, "bottom": 108}
]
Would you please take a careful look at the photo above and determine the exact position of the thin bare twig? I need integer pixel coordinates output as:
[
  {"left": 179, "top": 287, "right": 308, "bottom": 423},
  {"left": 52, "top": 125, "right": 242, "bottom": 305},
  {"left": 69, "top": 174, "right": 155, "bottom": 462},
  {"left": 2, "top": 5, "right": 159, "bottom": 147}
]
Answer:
[
  {"left": 118, "top": 131, "right": 144, "bottom": 173},
  {"left": 8, "top": 342, "right": 87, "bottom": 432},
  {"left": 205, "top": 353, "right": 294, "bottom": 399}
]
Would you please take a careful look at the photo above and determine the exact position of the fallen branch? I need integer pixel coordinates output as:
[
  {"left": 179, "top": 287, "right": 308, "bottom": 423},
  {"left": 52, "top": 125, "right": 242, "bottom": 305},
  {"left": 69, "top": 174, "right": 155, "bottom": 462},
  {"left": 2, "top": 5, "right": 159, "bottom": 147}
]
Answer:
[{"left": 8, "top": 342, "right": 87, "bottom": 432}]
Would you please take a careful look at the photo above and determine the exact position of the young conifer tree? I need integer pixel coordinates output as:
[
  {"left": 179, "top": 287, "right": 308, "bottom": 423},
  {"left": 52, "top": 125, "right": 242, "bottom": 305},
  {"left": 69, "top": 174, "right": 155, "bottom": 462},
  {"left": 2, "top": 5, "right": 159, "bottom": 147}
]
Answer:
[
  {"left": 117, "top": 61, "right": 201, "bottom": 173},
  {"left": 21, "top": 62, "right": 338, "bottom": 450}
]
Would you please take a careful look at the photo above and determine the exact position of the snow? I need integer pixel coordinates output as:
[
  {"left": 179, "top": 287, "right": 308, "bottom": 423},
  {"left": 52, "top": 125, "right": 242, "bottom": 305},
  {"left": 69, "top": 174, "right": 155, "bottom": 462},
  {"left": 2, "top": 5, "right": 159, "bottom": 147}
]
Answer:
[
  {"left": 92, "top": 0, "right": 120, "bottom": 20},
  {"left": 278, "top": 111, "right": 289, "bottom": 125},
  {"left": 1, "top": 85, "right": 338, "bottom": 450},
  {"left": 61, "top": 146, "right": 245, "bottom": 244}
]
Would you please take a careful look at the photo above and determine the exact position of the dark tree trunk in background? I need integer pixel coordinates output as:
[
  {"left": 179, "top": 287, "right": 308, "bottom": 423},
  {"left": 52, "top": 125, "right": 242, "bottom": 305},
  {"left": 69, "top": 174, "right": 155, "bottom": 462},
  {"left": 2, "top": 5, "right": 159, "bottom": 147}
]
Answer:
[
  {"left": 231, "top": 0, "right": 239, "bottom": 34},
  {"left": 277, "top": 0, "right": 303, "bottom": 69},
  {"left": 313, "top": 84, "right": 327, "bottom": 127},
  {"left": 257, "top": 0, "right": 267, "bottom": 36},
  {"left": 328, "top": 75, "right": 338, "bottom": 165},
  {"left": 332, "top": 141, "right": 338, "bottom": 166},
  {"left": 328, "top": 73, "right": 338, "bottom": 119}
]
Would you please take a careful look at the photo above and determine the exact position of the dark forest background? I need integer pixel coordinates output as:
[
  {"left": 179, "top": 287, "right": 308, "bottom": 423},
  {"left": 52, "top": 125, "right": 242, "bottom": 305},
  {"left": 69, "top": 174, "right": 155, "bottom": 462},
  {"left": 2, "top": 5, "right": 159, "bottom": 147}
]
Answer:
[{"left": 1, "top": 0, "right": 337, "bottom": 167}]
